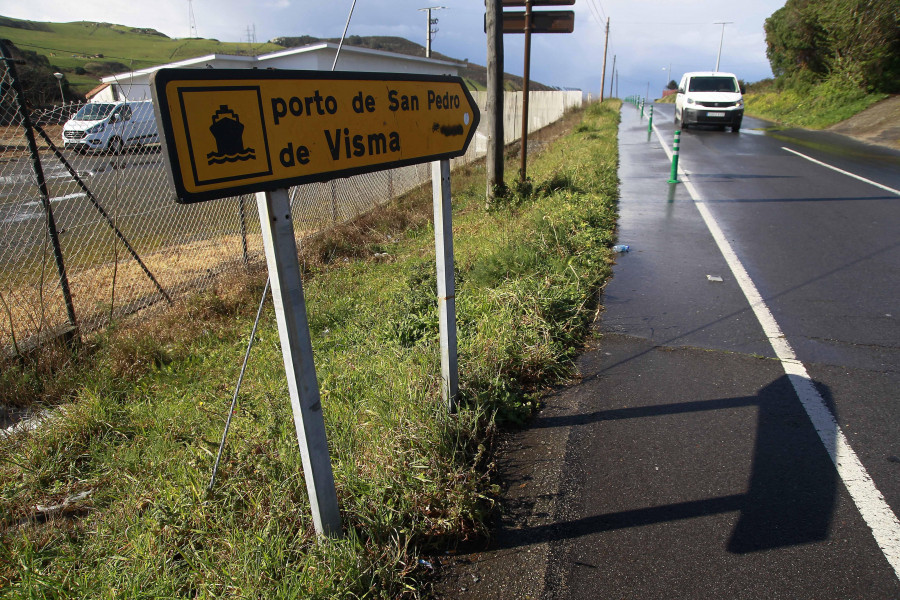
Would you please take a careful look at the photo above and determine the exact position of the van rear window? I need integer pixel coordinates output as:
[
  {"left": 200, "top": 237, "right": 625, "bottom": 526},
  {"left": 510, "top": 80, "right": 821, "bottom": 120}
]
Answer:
[
  {"left": 688, "top": 77, "right": 738, "bottom": 93},
  {"left": 73, "top": 103, "right": 116, "bottom": 121}
]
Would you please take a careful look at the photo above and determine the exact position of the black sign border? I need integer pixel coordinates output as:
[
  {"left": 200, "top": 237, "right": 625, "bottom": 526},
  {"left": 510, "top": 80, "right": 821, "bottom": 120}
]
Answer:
[
  {"left": 151, "top": 68, "right": 482, "bottom": 204},
  {"left": 177, "top": 85, "right": 274, "bottom": 188}
]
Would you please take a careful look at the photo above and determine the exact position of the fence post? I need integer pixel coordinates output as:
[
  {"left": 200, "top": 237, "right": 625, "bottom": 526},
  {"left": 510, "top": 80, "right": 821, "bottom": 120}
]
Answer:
[
  {"left": 668, "top": 129, "right": 681, "bottom": 184},
  {"left": 329, "top": 181, "right": 337, "bottom": 223},
  {"left": 0, "top": 41, "right": 79, "bottom": 340},
  {"left": 239, "top": 195, "right": 249, "bottom": 266}
]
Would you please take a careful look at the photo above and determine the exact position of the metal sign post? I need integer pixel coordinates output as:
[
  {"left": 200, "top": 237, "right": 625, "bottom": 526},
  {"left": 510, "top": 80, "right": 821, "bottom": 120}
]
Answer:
[
  {"left": 256, "top": 187, "right": 341, "bottom": 537},
  {"left": 496, "top": 1, "right": 574, "bottom": 182},
  {"left": 150, "top": 68, "right": 480, "bottom": 535},
  {"left": 432, "top": 159, "right": 458, "bottom": 413}
]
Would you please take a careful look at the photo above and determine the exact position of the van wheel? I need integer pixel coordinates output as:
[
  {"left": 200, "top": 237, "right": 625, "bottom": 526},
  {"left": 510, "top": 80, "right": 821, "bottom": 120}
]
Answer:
[
  {"left": 732, "top": 120, "right": 742, "bottom": 132},
  {"left": 675, "top": 110, "right": 683, "bottom": 129},
  {"left": 107, "top": 137, "right": 124, "bottom": 155}
]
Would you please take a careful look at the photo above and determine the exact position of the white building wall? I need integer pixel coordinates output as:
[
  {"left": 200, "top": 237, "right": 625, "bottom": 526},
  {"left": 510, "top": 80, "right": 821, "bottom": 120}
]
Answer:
[{"left": 104, "top": 47, "right": 461, "bottom": 102}]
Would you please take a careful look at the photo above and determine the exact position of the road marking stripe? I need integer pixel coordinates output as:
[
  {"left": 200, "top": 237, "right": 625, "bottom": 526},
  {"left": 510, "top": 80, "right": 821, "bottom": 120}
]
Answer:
[
  {"left": 781, "top": 146, "right": 900, "bottom": 196},
  {"left": 649, "top": 113, "right": 900, "bottom": 579}
]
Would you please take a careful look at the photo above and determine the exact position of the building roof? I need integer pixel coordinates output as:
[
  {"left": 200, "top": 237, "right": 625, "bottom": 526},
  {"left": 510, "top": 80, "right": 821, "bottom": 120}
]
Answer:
[{"left": 102, "top": 42, "right": 464, "bottom": 83}]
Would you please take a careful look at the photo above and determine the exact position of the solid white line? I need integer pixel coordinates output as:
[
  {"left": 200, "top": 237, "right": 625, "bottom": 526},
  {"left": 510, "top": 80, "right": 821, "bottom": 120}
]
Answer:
[
  {"left": 650, "top": 116, "right": 900, "bottom": 579},
  {"left": 781, "top": 146, "right": 900, "bottom": 196}
]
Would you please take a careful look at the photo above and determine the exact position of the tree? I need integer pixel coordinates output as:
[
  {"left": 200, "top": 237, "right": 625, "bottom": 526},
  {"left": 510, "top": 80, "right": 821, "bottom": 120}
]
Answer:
[{"left": 764, "top": 0, "right": 900, "bottom": 92}]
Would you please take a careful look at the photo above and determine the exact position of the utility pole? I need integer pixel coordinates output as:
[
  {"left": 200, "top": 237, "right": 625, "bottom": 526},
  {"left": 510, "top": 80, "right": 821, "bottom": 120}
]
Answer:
[
  {"left": 714, "top": 22, "right": 732, "bottom": 72},
  {"left": 609, "top": 54, "right": 616, "bottom": 99},
  {"left": 599, "top": 17, "right": 609, "bottom": 102},
  {"left": 418, "top": 6, "right": 446, "bottom": 58},
  {"left": 485, "top": 0, "right": 504, "bottom": 204}
]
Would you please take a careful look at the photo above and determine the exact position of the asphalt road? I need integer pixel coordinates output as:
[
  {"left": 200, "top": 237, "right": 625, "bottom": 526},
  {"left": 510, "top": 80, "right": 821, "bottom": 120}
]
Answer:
[{"left": 434, "top": 104, "right": 900, "bottom": 599}]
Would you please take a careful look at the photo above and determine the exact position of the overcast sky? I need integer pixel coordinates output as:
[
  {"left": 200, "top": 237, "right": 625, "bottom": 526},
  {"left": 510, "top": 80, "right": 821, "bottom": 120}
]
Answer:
[{"left": 0, "top": 0, "right": 787, "bottom": 97}]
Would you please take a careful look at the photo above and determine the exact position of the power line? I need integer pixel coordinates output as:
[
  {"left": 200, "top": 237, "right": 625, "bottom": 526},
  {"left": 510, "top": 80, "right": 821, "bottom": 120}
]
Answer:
[{"left": 585, "top": 0, "right": 605, "bottom": 26}]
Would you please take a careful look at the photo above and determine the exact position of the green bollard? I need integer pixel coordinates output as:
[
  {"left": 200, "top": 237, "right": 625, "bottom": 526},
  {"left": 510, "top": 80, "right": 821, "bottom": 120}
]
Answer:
[
  {"left": 648, "top": 105, "right": 654, "bottom": 132},
  {"left": 640, "top": 98, "right": 644, "bottom": 119},
  {"left": 668, "top": 129, "right": 681, "bottom": 183}
]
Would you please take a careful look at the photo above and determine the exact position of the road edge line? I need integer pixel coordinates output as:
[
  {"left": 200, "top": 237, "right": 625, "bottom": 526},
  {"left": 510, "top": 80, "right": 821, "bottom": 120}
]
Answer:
[{"left": 781, "top": 146, "right": 900, "bottom": 196}]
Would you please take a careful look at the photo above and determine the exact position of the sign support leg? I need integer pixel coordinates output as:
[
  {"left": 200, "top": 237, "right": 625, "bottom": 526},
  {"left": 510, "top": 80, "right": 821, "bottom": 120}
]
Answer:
[
  {"left": 432, "top": 160, "right": 459, "bottom": 414},
  {"left": 256, "top": 188, "right": 342, "bottom": 537}
]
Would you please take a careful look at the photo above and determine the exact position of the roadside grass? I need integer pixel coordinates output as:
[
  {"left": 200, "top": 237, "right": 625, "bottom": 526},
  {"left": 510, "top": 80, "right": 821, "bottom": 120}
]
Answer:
[
  {"left": 744, "top": 77, "right": 888, "bottom": 129},
  {"left": 0, "top": 99, "right": 621, "bottom": 598}
]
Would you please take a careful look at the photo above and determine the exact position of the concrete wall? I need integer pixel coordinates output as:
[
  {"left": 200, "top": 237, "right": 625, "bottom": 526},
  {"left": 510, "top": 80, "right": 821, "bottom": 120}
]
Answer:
[{"left": 469, "top": 90, "right": 584, "bottom": 155}]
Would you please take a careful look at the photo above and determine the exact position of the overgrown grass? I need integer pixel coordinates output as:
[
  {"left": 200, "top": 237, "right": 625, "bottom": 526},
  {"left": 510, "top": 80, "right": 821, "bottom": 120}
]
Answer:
[
  {"left": 744, "top": 76, "right": 888, "bottom": 129},
  {"left": 0, "top": 100, "right": 621, "bottom": 598}
]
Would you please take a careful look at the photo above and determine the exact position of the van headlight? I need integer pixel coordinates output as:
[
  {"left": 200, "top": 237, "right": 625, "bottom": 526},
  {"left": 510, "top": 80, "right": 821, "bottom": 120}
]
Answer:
[
  {"left": 736, "top": 99, "right": 743, "bottom": 108},
  {"left": 86, "top": 123, "right": 105, "bottom": 134},
  {"left": 686, "top": 97, "right": 696, "bottom": 105}
]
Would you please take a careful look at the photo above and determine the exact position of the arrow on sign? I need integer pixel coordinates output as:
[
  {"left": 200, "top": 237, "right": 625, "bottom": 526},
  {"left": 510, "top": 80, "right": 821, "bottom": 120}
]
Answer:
[{"left": 150, "top": 69, "right": 481, "bottom": 204}]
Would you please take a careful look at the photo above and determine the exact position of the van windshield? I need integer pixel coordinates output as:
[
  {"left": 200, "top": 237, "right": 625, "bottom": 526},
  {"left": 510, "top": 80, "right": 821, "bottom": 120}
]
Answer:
[
  {"left": 72, "top": 103, "right": 116, "bottom": 121},
  {"left": 688, "top": 77, "right": 738, "bottom": 93}
]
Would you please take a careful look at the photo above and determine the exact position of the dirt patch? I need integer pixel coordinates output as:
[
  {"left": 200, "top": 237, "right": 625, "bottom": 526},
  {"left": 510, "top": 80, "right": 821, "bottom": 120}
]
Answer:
[{"left": 827, "top": 95, "right": 900, "bottom": 150}]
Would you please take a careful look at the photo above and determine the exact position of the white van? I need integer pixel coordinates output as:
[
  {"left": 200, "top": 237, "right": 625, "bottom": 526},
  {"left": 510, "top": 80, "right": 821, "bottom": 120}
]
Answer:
[
  {"left": 674, "top": 72, "right": 743, "bottom": 132},
  {"left": 62, "top": 100, "right": 159, "bottom": 154}
]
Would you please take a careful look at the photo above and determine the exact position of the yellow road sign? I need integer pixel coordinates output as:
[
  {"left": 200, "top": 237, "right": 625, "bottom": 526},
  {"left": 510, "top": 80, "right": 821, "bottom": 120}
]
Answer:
[{"left": 150, "top": 69, "right": 480, "bottom": 203}]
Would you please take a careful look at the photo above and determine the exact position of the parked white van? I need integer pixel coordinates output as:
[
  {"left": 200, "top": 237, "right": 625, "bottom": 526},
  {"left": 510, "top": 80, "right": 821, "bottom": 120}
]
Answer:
[
  {"left": 62, "top": 100, "right": 159, "bottom": 154},
  {"left": 674, "top": 72, "right": 743, "bottom": 132}
]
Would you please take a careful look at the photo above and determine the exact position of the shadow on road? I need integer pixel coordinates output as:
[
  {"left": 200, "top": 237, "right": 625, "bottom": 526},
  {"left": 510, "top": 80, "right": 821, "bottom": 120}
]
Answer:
[{"left": 499, "top": 375, "right": 838, "bottom": 554}]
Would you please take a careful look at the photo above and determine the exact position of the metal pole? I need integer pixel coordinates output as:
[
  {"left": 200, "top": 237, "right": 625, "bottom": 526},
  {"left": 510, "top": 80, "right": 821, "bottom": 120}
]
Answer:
[
  {"left": 255, "top": 187, "right": 341, "bottom": 537},
  {"left": 668, "top": 129, "right": 681, "bottom": 184},
  {"left": 714, "top": 22, "right": 732, "bottom": 72},
  {"left": 239, "top": 195, "right": 249, "bottom": 266},
  {"left": 431, "top": 160, "right": 458, "bottom": 413},
  {"left": 485, "top": 0, "right": 504, "bottom": 204},
  {"left": 1, "top": 42, "right": 78, "bottom": 336},
  {"left": 599, "top": 18, "right": 609, "bottom": 102},
  {"left": 33, "top": 125, "right": 173, "bottom": 304},
  {"left": 332, "top": 0, "right": 359, "bottom": 71},
  {"left": 519, "top": 0, "right": 533, "bottom": 182},
  {"left": 426, "top": 8, "right": 432, "bottom": 57},
  {"left": 425, "top": 7, "right": 432, "bottom": 57}
]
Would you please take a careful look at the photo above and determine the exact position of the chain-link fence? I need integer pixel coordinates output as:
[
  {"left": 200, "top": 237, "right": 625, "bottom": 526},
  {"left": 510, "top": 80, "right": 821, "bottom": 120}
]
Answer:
[{"left": 0, "top": 52, "right": 582, "bottom": 355}]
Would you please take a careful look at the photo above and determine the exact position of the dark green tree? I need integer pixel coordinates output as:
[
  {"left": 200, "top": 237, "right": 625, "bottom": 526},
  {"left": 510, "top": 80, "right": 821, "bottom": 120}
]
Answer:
[{"left": 764, "top": 0, "right": 900, "bottom": 92}]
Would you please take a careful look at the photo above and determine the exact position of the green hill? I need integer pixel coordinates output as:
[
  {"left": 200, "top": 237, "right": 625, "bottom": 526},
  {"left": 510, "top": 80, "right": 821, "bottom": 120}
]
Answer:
[
  {"left": 0, "top": 16, "right": 553, "bottom": 101},
  {"left": 274, "top": 34, "right": 554, "bottom": 92},
  {"left": 0, "top": 17, "right": 282, "bottom": 97}
]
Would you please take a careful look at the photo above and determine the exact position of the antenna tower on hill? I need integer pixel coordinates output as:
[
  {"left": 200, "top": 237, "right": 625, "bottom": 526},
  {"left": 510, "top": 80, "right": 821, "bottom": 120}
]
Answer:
[{"left": 188, "top": 0, "right": 198, "bottom": 38}]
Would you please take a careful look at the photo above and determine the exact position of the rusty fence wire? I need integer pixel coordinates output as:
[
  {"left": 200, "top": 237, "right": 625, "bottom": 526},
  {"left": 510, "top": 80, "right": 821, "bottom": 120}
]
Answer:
[{"left": 0, "top": 57, "right": 583, "bottom": 355}]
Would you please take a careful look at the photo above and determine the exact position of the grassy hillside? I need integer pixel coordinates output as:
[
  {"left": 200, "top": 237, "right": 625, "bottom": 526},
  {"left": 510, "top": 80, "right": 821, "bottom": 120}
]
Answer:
[
  {"left": 274, "top": 34, "right": 555, "bottom": 92},
  {"left": 744, "top": 78, "right": 888, "bottom": 129},
  {"left": 0, "top": 16, "right": 553, "bottom": 99},
  {"left": 0, "top": 17, "right": 283, "bottom": 97}
]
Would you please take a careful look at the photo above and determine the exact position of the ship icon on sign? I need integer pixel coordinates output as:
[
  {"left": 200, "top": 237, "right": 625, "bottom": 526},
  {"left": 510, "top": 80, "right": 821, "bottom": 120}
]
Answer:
[{"left": 207, "top": 105, "right": 256, "bottom": 165}]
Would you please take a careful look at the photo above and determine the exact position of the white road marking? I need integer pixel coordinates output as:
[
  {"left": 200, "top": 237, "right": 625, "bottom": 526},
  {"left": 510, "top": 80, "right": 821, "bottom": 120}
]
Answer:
[
  {"left": 650, "top": 113, "right": 900, "bottom": 579},
  {"left": 781, "top": 147, "right": 900, "bottom": 196}
]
